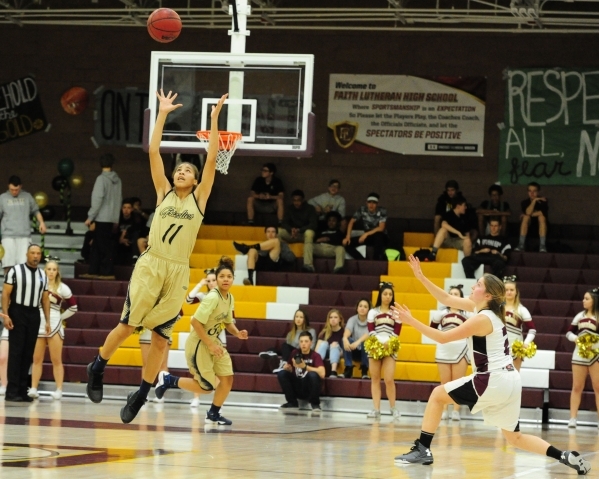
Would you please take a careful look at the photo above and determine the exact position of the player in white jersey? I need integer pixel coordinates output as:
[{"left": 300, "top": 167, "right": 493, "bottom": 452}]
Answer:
[
  {"left": 567, "top": 287, "right": 599, "bottom": 428},
  {"left": 504, "top": 277, "right": 536, "bottom": 371},
  {"left": 86, "top": 89, "right": 228, "bottom": 424},
  {"left": 430, "top": 285, "right": 471, "bottom": 421},
  {"left": 391, "top": 255, "right": 591, "bottom": 475},
  {"left": 29, "top": 261, "right": 77, "bottom": 400}
]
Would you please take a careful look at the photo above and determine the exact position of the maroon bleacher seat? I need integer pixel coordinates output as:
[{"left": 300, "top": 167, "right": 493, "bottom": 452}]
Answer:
[
  {"left": 318, "top": 275, "right": 351, "bottom": 291},
  {"left": 520, "top": 253, "right": 555, "bottom": 269},
  {"left": 356, "top": 261, "right": 388, "bottom": 276},
  {"left": 550, "top": 370, "right": 595, "bottom": 391},
  {"left": 339, "top": 291, "right": 368, "bottom": 308},
  {"left": 244, "top": 337, "right": 282, "bottom": 355},
  {"left": 109, "top": 297, "right": 125, "bottom": 313},
  {"left": 553, "top": 254, "right": 586, "bottom": 270},
  {"left": 549, "top": 390, "right": 597, "bottom": 410},
  {"left": 517, "top": 283, "right": 544, "bottom": 300},
  {"left": 300, "top": 305, "right": 355, "bottom": 322},
  {"left": 585, "top": 255, "right": 599, "bottom": 269},
  {"left": 255, "top": 320, "right": 289, "bottom": 338},
  {"left": 506, "top": 267, "right": 547, "bottom": 283},
  {"left": 67, "top": 312, "right": 96, "bottom": 329},
  {"left": 254, "top": 373, "right": 284, "bottom": 393},
  {"left": 542, "top": 284, "right": 578, "bottom": 301},
  {"left": 62, "top": 346, "right": 99, "bottom": 364},
  {"left": 63, "top": 329, "right": 83, "bottom": 346},
  {"left": 580, "top": 269, "right": 599, "bottom": 285},
  {"left": 555, "top": 352, "right": 572, "bottom": 371},
  {"left": 535, "top": 316, "right": 570, "bottom": 335},
  {"left": 534, "top": 333, "right": 575, "bottom": 352},
  {"left": 310, "top": 290, "right": 342, "bottom": 306},
  {"left": 233, "top": 319, "right": 257, "bottom": 336},
  {"left": 284, "top": 272, "right": 318, "bottom": 288},
  {"left": 256, "top": 272, "right": 288, "bottom": 286},
  {"left": 80, "top": 330, "right": 109, "bottom": 347},
  {"left": 533, "top": 299, "right": 576, "bottom": 317},
  {"left": 576, "top": 284, "right": 594, "bottom": 299},
  {"left": 226, "top": 336, "right": 249, "bottom": 354},
  {"left": 231, "top": 354, "right": 270, "bottom": 373},
  {"left": 348, "top": 276, "right": 379, "bottom": 292},
  {"left": 77, "top": 296, "right": 110, "bottom": 312},
  {"left": 521, "top": 388, "right": 545, "bottom": 408},
  {"left": 95, "top": 313, "right": 121, "bottom": 329},
  {"left": 232, "top": 372, "right": 256, "bottom": 392},
  {"left": 63, "top": 279, "right": 93, "bottom": 295},
  {"left": 396, "top": 382, "right": 436, "bottom": 401},
  {"left": 547, "top": 268, "right": 581, "bottom": 284},
  {"left": 91, "top": 281, "right": 125, "bottom": 297},
  {"left": 325, "top": 378, "right": 362, "bottom": 397}
]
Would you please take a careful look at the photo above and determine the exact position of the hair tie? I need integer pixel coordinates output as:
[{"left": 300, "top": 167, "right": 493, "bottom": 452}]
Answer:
[
  {"left": 379, "top": 281, "right": 394, "bottom": 288},
  {"left": 449, "top": 284, "right": 463, "bottom": 290},
  {"left": 503, "top": 275, "right": 517, "bottom": 283},
  {"left": 591, "top": 287, "right": 599, "bottom": 294}
]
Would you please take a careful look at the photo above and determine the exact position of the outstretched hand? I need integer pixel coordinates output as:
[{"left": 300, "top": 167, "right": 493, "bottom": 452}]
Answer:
[
  {"left": 407, "top": 254, "right": 425, "bottom": 279},
  {"left": 211, "top": 93, "right": 228, "bottom": 121},
  {"left": 390, "top": 302, "right": 416, "bottom": 326},
  {"left": 156, "top": 89, "right": 183, "bottom": 114}
]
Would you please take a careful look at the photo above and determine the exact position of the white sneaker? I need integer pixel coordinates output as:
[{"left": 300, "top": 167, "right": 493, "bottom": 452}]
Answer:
[
  {"left": 441, "top": 410, "right": 448, "bottom": 420},
  {"left": 272, "top": 360, "right": 287, "bottom": 373},
  {"left": 190, "top": 397, "right": 200, "bottom": 408},
  {"left": 390, "top": 408, "right": 401, "bottom": 421},
  {"left": 568, "top": 418, "right": 577, "bottom": 428},
  {"left": 366, "top": 409, "right": 381, "bottom": 419},
  {"left": 0, "top": 386, "right": 6, "bottom": 396},
  {"left": 451, "top": 410, "right": 461, "bottom": 421},
  {"left": 50, "top": 389, "right": 62, "bottom": 400},
  {"left": 153, "top": 395, "right": 165, "bottom": 403},
  {"left": 27, "top": 388, "right": 39, "bottom": 399}
]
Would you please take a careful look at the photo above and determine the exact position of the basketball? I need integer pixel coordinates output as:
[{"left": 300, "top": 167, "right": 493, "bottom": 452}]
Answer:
[
  {"left": 147, "top": 8, "right": 182, "bottom": 43},
  {"left": 60, "top": 87, "right": 89, "bottom": 115}
]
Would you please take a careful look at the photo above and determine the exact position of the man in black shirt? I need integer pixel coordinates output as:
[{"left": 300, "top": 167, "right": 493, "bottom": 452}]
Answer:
[
  {"left": 247, "top": 163, "right": 284, "bottom": 225},
  {"left": 279, "top": 190, "right": 318, "bottom": 264},
  {"left": 516, "top": 182, "right": 548, "bottom": 252},
  {"left": 477, "top": 184, "right": 511, "bottom": 236},
  {"left": 433, "top": 180, "right": 463, "bottom": 234},
  {"left": 303, "top": 212, "right": 345, "bottom": 273},
  {"left": 462, "top": 218, "right": 511, "bottom": 279},
  {"left": 431, "top": 197, "right": 472, "bottom": 260}
]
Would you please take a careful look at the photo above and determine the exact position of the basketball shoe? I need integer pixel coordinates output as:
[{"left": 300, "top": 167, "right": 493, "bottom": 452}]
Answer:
[
  {"left": 559, "top": 451, "right": 591, "bottom": 475},
  {"left": 395, "top": 440, "right": 434, "bottom": 466},
  {"left": 120, "top": 391, "right": 146, "bottom": 424},
  {"left": 206, "top": 410, "right": 232, "bottom": 426},
  {"left": 86, "top": 361, "right": 104, "bottom": 403}
]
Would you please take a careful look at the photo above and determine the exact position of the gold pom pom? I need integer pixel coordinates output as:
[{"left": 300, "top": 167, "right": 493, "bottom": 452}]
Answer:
[
  {"left": 576, "top": 334, "right": 599, "bottom": 360},
  {"left": 364, "top": 335, "right": 401, "bottom": 360},
  {"left": 524, "top": 341, "right": 537, "bottom": 359},
  {"left": 511, "top": 340, "right": 526, "bottom": 359},
  {"left": 133, "top": 326, "right": 145, "bottom": 335}
]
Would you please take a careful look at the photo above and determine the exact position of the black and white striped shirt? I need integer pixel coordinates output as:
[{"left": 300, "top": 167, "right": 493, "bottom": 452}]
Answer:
[{"left": 5, "top": 264, "right": 48, "bottom": 308}]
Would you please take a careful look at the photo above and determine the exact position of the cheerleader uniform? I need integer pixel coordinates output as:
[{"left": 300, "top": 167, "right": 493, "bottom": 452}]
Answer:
[
  {"left": 445, "top": 309, "right": 522, "bottom": 431},
  {"left": 367, "top": 307, "right": 401, "bottom": 360},
  {"left": 38, "top": 283, "right": 77, "bottom": 339},
  {"left": 430, "top": 308, "right": 471, "bottom": 364},
  {"left": 567, "top": 311, "right": 599, "bottom": 367},
  {"left": 505, "top": 304, "right": 536, "bottom": 356}
]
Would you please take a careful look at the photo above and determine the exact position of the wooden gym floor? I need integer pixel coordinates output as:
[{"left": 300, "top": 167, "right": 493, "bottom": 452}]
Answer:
[{"left": 0, "top": 396, "right": 597, "bottom": 479}]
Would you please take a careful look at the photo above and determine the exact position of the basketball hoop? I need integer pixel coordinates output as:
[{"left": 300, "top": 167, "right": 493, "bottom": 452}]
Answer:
[{"left": 195, "top": 130, "right": 242, "bottom": 175}]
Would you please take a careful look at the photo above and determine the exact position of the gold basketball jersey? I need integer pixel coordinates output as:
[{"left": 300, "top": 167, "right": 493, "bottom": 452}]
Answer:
[{"left": 148, "top": 190, "right": 204, "bottom": 261}]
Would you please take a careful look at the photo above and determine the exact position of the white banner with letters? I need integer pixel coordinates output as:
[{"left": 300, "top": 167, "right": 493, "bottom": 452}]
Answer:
[{"left": 327, "top": 74, "right": 486, "bottom": 156}]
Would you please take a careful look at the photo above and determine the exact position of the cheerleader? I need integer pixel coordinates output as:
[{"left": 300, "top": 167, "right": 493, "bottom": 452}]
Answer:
[
  {"left": 366, "top": 282, "right": 401, "bottom": 420},
  {"left": 431, "top": 285, "right": 471, "bottom": 421},
  {"left": 29, "top": 261, "right": 77, "bottom": 400},
  {"left": 504, "top": 276, "right": 536, "bottom": 371},
  {"left": 567, "top": 287, "right": 599, "bottom": 428},
  {"left": 154, "top": 257, "right": 249, "bottom": 426}
]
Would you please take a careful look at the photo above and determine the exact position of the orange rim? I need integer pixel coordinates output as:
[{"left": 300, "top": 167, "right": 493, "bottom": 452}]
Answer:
[{"left": 196, "top": 130, "right": 242, "bottom": 151}]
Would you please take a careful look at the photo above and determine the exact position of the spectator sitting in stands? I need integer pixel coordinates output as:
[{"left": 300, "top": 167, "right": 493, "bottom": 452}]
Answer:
[
  {"left": 431, "top": 197, "right": 472, "bottom": 260},
  {"left": 279, "top": 189, "right": 317, "bottom": 249},
  {"left": 343, "top": 193, "right": 388, "bottom": 261},
  {"left": 462, "top": 218, "right": 511, "bottom": 279},
  {"left": 302, "top": 212, "right": 345, "bottom": 274},
  {"left": 233, "top": 226, "right": 296, "bottom": 285},
  {"left": 308, "top": 179, "right": 346, "bottom": 228},
  {"left": 477, "top": 184, "right": 511, "bottom": 236},
  {"left": 515, "top": 181, "right": 548, "bottom": 253},
  {"left": 247, "top": 163, "right": 284, "bottom": 225},
  {"left": 259, "top": 309, "right": 316, "bottom": 374},
  {"left": 343, "top": 298, "right": 371, "bottom": 379},
  {"left": 315, "top": 309, "right": 345, "bottom": 378},
  {"left": 115, "top": 199, "right": 140, "bottom": 266},
  {"left": 434, "top": 180, "right": 463, "bottom": 233},
  {"left": 276, "top": 331, "right": 325, "bottom": 412}
]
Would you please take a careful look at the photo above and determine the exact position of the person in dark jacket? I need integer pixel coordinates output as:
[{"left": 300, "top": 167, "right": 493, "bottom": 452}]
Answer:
[{"left": 278, "top": 190, "right": 318, "bottom": 254}]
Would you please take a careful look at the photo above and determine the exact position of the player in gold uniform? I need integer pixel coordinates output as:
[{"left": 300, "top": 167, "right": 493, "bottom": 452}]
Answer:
[
  {"left": 154, "top": 257, "right": 248, "bottom": 425},
  {"left": 86, "top": 89, "right": 228, "bottom": 424}
]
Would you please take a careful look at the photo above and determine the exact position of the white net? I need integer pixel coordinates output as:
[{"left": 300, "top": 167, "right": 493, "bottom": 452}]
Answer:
[{"left": 195, "top": 131, "right": 242, "bottom": 175}]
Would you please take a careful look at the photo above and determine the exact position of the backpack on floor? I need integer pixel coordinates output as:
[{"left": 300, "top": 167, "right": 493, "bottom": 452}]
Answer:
[{"left": 413, "top": 248, "right": 435, "bottom": 262}]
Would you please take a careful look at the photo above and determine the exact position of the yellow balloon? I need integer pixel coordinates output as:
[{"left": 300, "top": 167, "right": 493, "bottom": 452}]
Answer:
[
  {"left": 0, "top": 244, "right": 4, "bottom": 261},
  {"left": 34, "top": 191, "right": 48, "bottom": 208},
  {"left": 70, "top": 174, "right": 84, "bottom": 188}
]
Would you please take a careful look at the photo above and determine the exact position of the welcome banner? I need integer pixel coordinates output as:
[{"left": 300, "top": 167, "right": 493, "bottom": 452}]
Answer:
[
  {"left": 499, "top": 68, "right": 599, "bottom": 186},
  {"left": 327, "top": 74, "right": 486, "bottom": 156}
]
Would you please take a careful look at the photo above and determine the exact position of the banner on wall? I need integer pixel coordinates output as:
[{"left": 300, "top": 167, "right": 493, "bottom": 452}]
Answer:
[
  {"left": 0, "top": 76, "right": 47, "bottom": 146},
  {"left": 499, "top": 68, "right": 599, "bottom": 186},
  {"left": 93, "top": 87, "right": 149, "bottom": 146},
  {"left": 327, "top": 74, "right": 486, "bottom": 156}
]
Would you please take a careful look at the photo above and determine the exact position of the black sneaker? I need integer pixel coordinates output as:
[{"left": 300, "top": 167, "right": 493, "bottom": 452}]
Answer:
[
  {"left": 233, "top": 241, "right": 250, "bottom": 255},
  {"left": 329, "top": 372, "right": 338, "bottom": 378},
  {"left": 280, "top": 402, "right": 299, "bottom": 409},
  {"left": 154, "top": 371, "right": 170, "bottom": 400},
  {"left": 242, "top": 278, "right": 253, "bottom": 286},
  {"left": 311, "top": 404, "right": 322, "bottom": 413},
  {"left": 259, "top": 350, "right": 278, "bottom": 359},
  {"left": 559, "top": 450, "right": 591, "bottom": 475},
  {"left": 86, "top": 361, "right": 104, "bottom": 403},
  {"left": 302, "top": 264, "right": 315, "bottom": 273},
  {"left": 394, "top": 440, "right": 434, "bottom": 466},
  {"left": 343, "top": 366, "right": 353, "bottom": 379},
  {"left": 120, "top": 391, "right": 146, "bottom": 424},
  {"left": 206, "top": 410, "right": 232, "bottom": 425}
]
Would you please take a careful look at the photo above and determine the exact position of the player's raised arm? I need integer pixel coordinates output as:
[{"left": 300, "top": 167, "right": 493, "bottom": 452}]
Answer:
[
  {"left": 196, "top": 93, "right": 228, "bottom": 213},
  {"left": 149, "top": 89, "right": 183, "bottom": 202}
]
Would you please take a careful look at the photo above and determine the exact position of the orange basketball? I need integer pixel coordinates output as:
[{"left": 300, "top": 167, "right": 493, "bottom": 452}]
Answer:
[
  {"left": 147, "top": 8, "right": 182, "bottom": 43},
  {"left": 60, "top": 87, "right": 89, "bottom": 115}
]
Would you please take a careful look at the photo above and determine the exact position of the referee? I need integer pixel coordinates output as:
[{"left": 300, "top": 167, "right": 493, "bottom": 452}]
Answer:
[{"left": 2, "top": 244, "right": 50, "bottom": 402}]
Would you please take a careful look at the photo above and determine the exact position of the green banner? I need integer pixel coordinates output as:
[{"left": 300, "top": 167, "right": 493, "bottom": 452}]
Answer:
[{"left": 499, "top": 68, "right": 599, "bottom": 186}]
